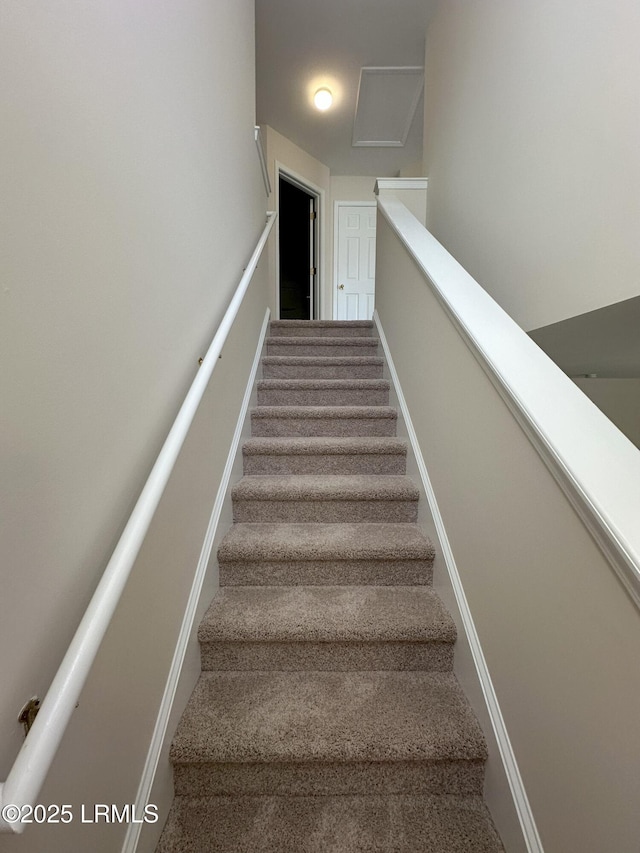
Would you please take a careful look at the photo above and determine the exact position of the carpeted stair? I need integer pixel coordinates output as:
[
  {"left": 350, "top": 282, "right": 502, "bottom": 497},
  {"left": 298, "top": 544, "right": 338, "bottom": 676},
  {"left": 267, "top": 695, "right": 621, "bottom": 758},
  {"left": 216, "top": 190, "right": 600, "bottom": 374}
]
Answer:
[{"left": 157, "top": 320, "right": 503, "bottom": 852}]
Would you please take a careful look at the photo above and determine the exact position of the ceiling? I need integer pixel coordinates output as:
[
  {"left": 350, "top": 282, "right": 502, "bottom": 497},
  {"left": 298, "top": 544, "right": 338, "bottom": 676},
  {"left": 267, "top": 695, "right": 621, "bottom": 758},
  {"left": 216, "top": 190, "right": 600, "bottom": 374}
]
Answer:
[
  {"left": 529, "top": 295, "right": 640, "bottom": 378},
  {"left": 255, "top": 0, "right": 440, "bottom": 176}
]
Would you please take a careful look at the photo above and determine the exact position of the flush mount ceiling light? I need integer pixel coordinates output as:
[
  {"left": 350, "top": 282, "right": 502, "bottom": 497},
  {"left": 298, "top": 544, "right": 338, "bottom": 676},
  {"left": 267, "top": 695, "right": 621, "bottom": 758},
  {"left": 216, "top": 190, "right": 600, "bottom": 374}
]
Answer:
[{"left": 313, "top": 87, "right": 333, "bottom": 111}]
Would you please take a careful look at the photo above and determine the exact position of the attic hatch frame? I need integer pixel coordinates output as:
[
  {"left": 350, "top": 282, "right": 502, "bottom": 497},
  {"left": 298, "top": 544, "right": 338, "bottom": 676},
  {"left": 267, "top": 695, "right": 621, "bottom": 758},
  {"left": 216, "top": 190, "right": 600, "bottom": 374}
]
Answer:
[{"left": 352, "top": 66, "right": 424, "bottom": 148}]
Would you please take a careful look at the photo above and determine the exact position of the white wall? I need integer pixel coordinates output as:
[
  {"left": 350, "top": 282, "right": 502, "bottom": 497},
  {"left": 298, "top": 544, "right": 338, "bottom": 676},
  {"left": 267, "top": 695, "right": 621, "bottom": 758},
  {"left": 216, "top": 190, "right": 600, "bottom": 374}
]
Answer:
[
  {"left": 330, "top": 176, "right": 378, "bottom": 204},
  {"left": 399, "top": 160, "right": 426, "bottom": 178},
  {"left": 265, "top": 125, "right": 331, "bottom": 200},
  {"left": 423, "top": 0, "right": 640, "bottom": 331},
  {"left": 0, "top": 1, "right": 266, "bottom": 848},
  {"left": 263, "top": 125, "right": 331, "bottom": 318},
  {"left": 574, "top": 378, "right": 640, "bottom": 449}
]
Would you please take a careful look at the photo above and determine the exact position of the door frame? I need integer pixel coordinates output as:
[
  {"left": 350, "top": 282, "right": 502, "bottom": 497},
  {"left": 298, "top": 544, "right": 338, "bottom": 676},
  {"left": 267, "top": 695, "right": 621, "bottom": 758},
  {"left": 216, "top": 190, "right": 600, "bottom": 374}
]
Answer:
[
  {"left": 275, "top": 162, "right": 324, "bottom": 320},
  {"left": 333, "top": 201, "right": 377, "bottom": 320}
]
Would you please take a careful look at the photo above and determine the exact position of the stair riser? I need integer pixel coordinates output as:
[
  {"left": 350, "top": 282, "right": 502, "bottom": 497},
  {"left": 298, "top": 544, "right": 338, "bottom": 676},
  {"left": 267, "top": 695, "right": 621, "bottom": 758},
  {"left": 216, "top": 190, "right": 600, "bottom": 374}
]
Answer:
[
  {"left": 157, "top": 795, "right": 504, "bottom": 853},
  {"left": 200, "top": 641, "right": 453, "bottom": 672},
  {"left": 219, "top": 560, "right": 433, "bottom": 587},
  {"left": 257, "top": 388, "right": 389, "bottom": 406},
  {"left": 270, "top": 324, "right": 374, "bottom": 338},
  {"left": 232, "top": 499, "right": 418, "bottom": 524},
  {"left": 262, "top": 363, "right": 384, "bottom": 379},
  {"left": 267, "top": 343, "right": 379, "bottom": 357},
  {"left": 172, "top": 761, "right": 485, "bottom": 798},
  {"left": 251, "top": 414, "right": 396, "bottom": 437},
  {"left": 243, "top": 453, "right": 406, "bottom": 475}
]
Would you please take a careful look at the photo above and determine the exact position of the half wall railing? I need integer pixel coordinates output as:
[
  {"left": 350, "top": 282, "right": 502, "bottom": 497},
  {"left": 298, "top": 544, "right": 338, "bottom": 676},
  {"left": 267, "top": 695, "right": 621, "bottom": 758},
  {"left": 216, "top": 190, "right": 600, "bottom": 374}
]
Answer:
[
  {"left": 374, "top": 196, "right": 640, "bottom": 853},
  {"left": 376, "top": 197, "right": 640, "bottom": 604}
]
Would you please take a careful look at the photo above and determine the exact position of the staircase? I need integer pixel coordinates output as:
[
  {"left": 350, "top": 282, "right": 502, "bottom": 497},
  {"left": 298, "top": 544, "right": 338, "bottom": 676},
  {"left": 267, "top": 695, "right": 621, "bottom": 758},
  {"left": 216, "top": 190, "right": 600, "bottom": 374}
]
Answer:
[{"left": 157, "top": 320, "right": 504, "bottom": 852}]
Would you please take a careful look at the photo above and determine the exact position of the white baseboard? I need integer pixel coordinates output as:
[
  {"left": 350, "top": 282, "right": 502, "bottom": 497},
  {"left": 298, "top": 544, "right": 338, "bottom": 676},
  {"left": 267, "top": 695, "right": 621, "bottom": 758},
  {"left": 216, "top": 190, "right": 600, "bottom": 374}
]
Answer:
[
  {"left": 122, "top": 308, "right": 271, "bottom": 853},
  {"left": 373, "top": 311, "right": 544, "bottom": 853}
]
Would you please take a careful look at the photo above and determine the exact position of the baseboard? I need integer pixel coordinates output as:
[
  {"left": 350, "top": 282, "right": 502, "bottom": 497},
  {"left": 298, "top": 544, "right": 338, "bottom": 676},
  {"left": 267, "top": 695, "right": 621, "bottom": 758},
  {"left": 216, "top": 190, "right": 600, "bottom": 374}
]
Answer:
[
  {"left": 121, "top": 308, "right": 271, "bottom": 853},
  {"left": 373, "top": 310, "right": 543, "bottom": 853}
]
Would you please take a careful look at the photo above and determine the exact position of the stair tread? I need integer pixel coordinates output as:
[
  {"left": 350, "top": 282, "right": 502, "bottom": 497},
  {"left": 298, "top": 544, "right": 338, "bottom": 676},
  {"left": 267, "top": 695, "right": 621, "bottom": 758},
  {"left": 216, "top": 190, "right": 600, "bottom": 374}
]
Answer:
[
  {"left": 262, "top": 355, "right": 384, "bottom": 365},
  {"left": 231, "top": 475, "right": 419, "bottom": 501},
  {"left": 252, "top": 405, "right": 396, "bottom": 419},
  {"left": 271, "top": 320, "right": 374, "bottom": 329},
  {"left": 257, "top": 379, "right": 389, "bottom": 407},
  {"left": 268, "top": 336, "right": 378, "bottom": 345},
  {"left": 243, "top": 437, "right": 407, "bottom": 455},
  {"left": 170, "top": 671, "right": 487, "bottom": 765},
  {"left": 268, "top": 321, "right": 375, "bottom": 339},
  {"left": 218, "top": 522, "right": 434, "bottom": 562},
  {"left": 257, "top": 378, "right": 389, "bottom": 389},
  {"left": 158, "top": 794, "right": 504, "bottom": 853},
  {"left": 199, "top": 586, "right": 456, "bottom": 643}
]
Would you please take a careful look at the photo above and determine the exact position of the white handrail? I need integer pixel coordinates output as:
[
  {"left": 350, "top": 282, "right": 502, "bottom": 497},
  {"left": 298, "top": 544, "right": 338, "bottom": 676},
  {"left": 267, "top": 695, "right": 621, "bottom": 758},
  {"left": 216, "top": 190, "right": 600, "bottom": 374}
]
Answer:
[
  {"left": 0, "top": 211, "right": 276, "bottom": 833},
  {"left": 376, "top": 197, "right": 640, "bottom": 609}
]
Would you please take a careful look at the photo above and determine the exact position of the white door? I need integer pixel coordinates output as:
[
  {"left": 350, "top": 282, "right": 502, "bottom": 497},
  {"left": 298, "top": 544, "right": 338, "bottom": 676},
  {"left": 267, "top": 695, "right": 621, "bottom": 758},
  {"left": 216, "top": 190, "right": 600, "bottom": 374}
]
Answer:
[{"left": 335, "top": 204, "right": 376, "bottom": 320}]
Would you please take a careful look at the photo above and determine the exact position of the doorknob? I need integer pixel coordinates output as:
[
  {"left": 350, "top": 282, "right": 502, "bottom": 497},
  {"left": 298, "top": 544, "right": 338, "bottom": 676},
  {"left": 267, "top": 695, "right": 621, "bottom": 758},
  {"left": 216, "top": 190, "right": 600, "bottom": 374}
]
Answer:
[{"left": 338, "top": 284, "right": 344, "bottom": 290}]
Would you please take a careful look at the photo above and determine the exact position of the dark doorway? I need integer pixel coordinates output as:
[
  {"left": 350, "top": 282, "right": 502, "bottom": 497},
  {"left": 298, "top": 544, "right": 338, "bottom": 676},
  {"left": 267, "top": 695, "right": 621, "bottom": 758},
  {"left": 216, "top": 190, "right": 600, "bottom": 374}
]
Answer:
[{"left": 278, "top": 176, "right": 317, "bottom": 319}]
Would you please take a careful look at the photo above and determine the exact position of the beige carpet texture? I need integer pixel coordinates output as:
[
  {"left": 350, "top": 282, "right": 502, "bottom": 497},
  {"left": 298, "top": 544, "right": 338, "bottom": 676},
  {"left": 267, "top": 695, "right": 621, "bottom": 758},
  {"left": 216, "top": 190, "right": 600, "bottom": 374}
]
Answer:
[{"left": 157, "top": 320, "right": 504, "bottom": 852}]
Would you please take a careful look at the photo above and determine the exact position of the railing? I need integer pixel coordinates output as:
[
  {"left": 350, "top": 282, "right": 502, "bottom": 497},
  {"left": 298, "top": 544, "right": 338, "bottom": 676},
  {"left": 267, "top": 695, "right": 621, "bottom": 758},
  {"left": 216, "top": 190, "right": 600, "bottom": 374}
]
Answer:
[
  {"left": 0, "top": 211, "right": 276, "bottom": 833},
  {"left": 374, "top": 196, "right": 640, "bottom": 852},
  {"left": 376, "top": 196, "right": 640, "bottom": 607}
]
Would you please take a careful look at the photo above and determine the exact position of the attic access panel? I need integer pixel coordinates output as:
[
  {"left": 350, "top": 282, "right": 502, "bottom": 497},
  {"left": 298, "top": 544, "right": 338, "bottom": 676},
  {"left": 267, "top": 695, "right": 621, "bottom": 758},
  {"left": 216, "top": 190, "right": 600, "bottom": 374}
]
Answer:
[{"left": 352, "top": 66, "right": 424, "bottom": 148}]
